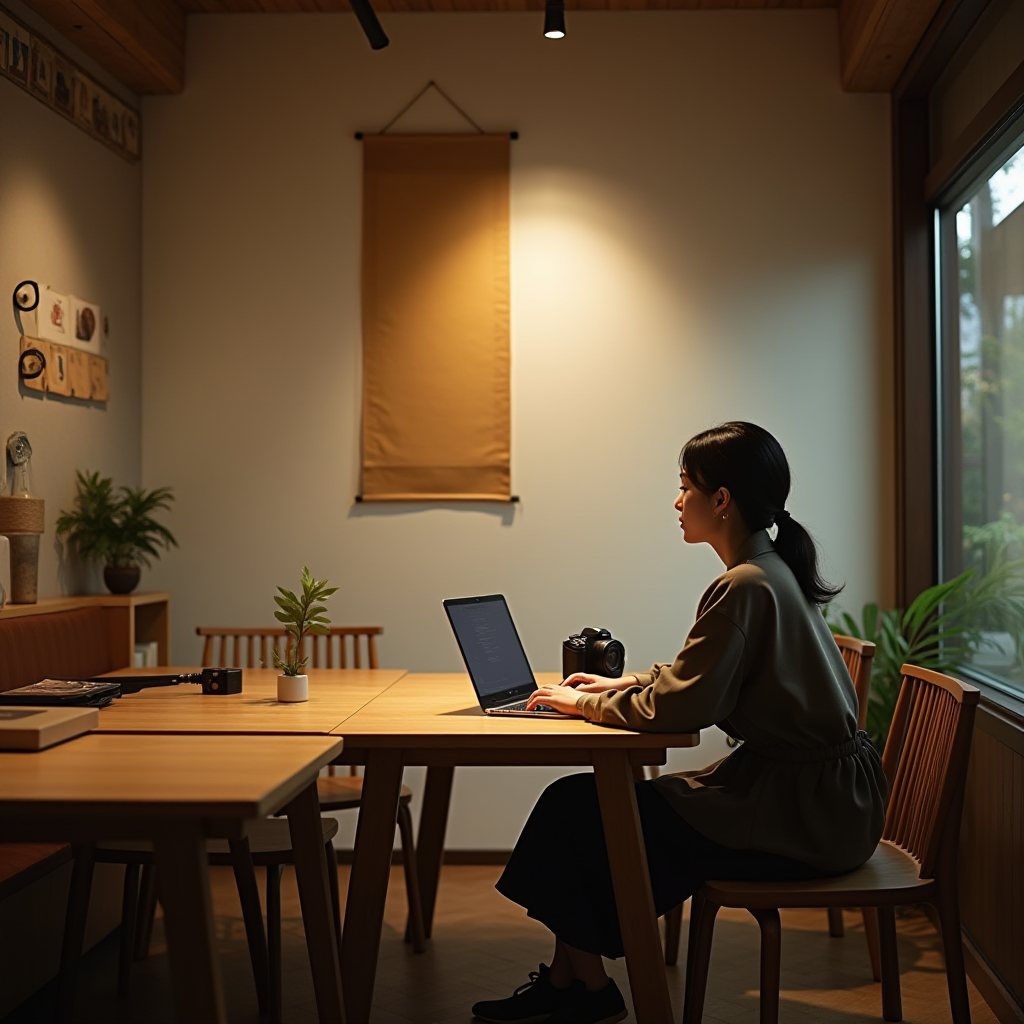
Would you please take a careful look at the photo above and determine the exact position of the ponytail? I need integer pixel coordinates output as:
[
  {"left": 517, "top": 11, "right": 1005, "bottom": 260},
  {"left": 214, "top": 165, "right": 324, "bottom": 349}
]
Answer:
[{"left": 680, "top": 422, "right": 842, "bottom": 606}]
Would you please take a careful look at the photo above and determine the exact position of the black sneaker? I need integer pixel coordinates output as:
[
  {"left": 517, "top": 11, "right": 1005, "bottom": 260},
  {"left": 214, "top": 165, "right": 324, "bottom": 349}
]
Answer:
[
  {"left": 544, "top": 978, "right": 627, "bottom": 1024},
  {"left": 472, "top": 964, "right": 580, "bottom": 1023}
]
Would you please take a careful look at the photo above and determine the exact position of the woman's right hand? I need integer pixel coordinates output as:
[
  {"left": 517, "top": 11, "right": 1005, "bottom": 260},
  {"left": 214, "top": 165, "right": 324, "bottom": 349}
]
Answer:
[{"left": 560, "top": 673, "right": 640, "bottom": 693}]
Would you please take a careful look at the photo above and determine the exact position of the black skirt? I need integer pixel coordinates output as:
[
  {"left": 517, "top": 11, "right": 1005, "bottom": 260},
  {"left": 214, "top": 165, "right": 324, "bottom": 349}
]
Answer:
[{"left": 496, "top": 772, "right": 820, "bottom": 959}]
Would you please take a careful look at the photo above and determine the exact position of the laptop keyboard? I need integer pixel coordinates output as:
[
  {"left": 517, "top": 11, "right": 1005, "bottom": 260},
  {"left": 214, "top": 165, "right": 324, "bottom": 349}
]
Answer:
[{"left": 492, "top": 700, "right": 557, "bottom": 714}]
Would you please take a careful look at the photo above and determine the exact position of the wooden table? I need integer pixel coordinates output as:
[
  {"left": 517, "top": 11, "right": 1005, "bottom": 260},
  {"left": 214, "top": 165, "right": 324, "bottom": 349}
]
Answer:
[
  {"left": 333, "top": 673, "right": 700, "bottom": 1024},
  {"left": 96, "top": 667, "right": 407, "bottom": 734},
  {"left": 0, "top": 733, "right": 346, "bottom": 1024}
]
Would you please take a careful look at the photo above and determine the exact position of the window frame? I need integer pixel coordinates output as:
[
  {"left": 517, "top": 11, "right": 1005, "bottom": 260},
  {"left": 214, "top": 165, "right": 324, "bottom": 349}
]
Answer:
[{"left": 935, "top": 118, "right": 1024, "bottom": 701}]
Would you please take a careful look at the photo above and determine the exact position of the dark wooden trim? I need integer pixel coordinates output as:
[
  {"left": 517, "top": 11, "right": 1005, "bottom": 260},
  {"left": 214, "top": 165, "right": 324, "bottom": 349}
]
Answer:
[
  {"left": 963, "top": 899, "right": 1024, "bottom": 1023},
  {"left": 895, "top": 0, "right": 992, "bottom": 99},
  {"left": 975, "top": 699, "right": 1024, "bottom": 754},
  {"left": 893, "top": 93, "right": 938, "bottom": 605},
  {"left": 925, "top": 57, "right": 1024, "bottom": 201},
  {"left": 334, "top": 848, "right": 509, "bottom": 866}
]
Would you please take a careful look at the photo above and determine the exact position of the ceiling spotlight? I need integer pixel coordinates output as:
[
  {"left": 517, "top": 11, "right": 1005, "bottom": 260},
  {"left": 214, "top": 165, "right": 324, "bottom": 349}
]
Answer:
[
  {"left": 350, "top": 0, "right": 390, "bottom": 50},
  {"left": 544, "top": 0, "right": 565, "bottom": 39}
]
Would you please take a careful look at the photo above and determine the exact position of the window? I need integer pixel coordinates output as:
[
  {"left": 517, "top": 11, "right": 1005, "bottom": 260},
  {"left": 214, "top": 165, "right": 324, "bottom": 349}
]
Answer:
[{"left": 941, "top": 135, "right": 1024, "bottom": 696}]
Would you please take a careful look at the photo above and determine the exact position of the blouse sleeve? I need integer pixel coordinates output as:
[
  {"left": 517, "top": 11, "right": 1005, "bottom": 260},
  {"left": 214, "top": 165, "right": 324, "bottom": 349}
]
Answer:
[{"left": 574, "top": 606, "right": 748, "bottom": 733}]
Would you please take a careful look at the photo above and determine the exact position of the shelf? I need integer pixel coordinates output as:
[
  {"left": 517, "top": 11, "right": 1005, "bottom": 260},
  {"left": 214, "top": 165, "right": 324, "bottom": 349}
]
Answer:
[{"left": 0, "top": 592, "right": 172, "bottom": 666}]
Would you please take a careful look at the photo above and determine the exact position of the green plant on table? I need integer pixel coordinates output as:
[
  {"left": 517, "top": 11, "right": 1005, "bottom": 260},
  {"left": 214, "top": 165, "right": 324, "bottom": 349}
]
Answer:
[
  {"left": 272, "top": 566, "right": 338, "bottom": 676},
  {"left": 55, "top": 470, "right": 177, "bottom": 568},
  {"left": 826, "top": 560, "right": 1024, "bottom": 750}
]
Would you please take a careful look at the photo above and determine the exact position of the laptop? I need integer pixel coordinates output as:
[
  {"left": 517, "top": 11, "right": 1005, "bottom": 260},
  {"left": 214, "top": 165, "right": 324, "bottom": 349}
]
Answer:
[{"left": 443, "top": 594, "right": 571, "bottom": 718}]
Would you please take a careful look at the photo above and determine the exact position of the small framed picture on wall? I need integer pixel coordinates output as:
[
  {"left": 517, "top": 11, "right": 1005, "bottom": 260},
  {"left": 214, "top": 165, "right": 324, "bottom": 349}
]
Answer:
[
  {"left": 38, "top": 287, "right": 70, "bottom": 344},
  {"left": 68, "top": 296, "right": 101, "bottom": 352},
  {"left": 8, "top": 22, "right": 29, "bottom": 85}
]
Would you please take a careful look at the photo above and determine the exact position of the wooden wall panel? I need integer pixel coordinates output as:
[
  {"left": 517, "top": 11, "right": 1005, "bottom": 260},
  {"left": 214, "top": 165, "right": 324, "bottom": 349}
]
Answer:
[{"left": 959, "top": 707, "right": 1024, "bottom": 1015}]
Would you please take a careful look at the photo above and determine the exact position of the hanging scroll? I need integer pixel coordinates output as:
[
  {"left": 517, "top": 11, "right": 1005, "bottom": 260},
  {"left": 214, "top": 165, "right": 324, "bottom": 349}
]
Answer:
[{"left": 360, "top": 134, "right": 511, "bottom": 501}]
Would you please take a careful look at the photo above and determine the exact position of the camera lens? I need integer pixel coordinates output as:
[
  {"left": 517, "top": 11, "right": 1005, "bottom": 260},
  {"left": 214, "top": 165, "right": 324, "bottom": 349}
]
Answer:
[{"left": 594, "top": 639, "right": 625, "bottom": 677}]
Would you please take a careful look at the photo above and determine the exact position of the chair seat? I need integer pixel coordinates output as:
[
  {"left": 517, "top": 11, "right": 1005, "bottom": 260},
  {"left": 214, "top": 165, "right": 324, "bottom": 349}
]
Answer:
[
  {"left": 317, "top": 774, "right": 413, "bottom": 811},
  {"left": 704, "top": 841, "right": 936, "bottom": 909},
  {"left": 96, "top": 817, "right": 338, "bottom": 866}
]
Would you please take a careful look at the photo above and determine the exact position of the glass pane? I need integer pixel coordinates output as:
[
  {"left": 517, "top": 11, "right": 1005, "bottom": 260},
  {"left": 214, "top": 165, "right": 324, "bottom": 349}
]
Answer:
[{"left": 954, "top": 140, "right": 1024, "bottom": 692}]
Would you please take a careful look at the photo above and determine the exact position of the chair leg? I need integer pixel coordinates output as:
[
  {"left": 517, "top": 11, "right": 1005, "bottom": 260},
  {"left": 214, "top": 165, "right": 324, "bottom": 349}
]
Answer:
[
  {"left": 396, "top": 802, "right": 426, "bottom": 953},
  {"left": 55, "top": 844, "right": 95, "bottom": 1024},
  {"left": 266, "top": 864, "right": 284, "bottom": 1024},
  {"left": 862, "top": 906, "right": 882, "bottom": 982},
  {"left": 877, "top": 906, "right": 903, "bottom": 1022},
  {"left": 750, "top": 908, "right": 782, "bottom": 1024},
  {"left": 933, "top": 883, "right": 972, "bottom": 1024},
  {"left": 117, "top": 864, "right": 140, "bottom": 997},
  {"left": 664, "top": 902, "right": 684, "bottom": 966},
  {"left": 827, "top": 907, "right": 845, "bottom": 937},
  {"left": 682, "top": 890, "right": 719, "bottom": 1024},
  {"left": 325, "top": 840, "right": 342, "bottom": 958},
  {"left": 133, "top": 864, "right": 159, "bottom": 961},
  {"left": 229, "top": 837, "right": 270, "bottom": 1016}
]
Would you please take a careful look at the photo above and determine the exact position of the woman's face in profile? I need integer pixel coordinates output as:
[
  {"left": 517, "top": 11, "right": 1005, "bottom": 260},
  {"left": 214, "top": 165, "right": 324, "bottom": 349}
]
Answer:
[{"left": 675, "top": 470, "right": 718, "bottom": 545}]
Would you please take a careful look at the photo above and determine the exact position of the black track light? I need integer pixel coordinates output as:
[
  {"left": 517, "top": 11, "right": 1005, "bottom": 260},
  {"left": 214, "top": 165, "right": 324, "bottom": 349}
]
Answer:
[
  {"left": 350, "top": 0, "right": 390, "bottom": 50},
  {"left": 544, "top": 0, "right": 565, "bottom": 39}
]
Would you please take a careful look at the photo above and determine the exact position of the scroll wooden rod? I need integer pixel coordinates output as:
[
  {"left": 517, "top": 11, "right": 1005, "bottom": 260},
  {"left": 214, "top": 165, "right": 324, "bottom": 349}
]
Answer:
[{"left": 355, "top": 494, "right": 520, "bottom": 503}]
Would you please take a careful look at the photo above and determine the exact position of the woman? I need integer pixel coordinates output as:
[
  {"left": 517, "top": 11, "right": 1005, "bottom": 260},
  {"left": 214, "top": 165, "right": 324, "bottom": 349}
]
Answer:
[{"left": 471, "top": 422, "right": 888, "bottom": 1024}]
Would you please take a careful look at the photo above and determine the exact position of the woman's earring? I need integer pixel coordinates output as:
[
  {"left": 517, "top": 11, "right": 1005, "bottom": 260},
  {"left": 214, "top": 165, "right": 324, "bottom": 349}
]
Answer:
[{"left": 722, "top": 512, "right": 729, "bottom": 520}]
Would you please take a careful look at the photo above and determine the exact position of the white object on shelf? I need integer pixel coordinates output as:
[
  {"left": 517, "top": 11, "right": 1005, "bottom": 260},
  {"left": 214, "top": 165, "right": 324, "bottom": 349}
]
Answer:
[{"left": 133, "top": 640, "right": 159, "bottom": 667}]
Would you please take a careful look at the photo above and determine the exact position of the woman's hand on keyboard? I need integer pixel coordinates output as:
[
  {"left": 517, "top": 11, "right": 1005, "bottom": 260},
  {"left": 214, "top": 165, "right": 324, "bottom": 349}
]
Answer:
[{"left": 524, "top": 685, "right": 584, "bottom": 716}]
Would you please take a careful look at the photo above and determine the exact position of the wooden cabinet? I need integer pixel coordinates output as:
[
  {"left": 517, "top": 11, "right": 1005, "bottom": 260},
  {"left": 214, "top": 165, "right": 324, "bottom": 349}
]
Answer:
[{"left": 0, "top": 592, "right": 171, "bottom": 667}]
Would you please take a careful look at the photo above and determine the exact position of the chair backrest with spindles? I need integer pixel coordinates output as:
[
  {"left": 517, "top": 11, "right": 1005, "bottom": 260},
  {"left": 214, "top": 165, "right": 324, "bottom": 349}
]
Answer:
[
  {"left": 879, "top": 664, "right": 979, "bottom": 879},
  {"left": 833, "top": 633, "right": 876, "bottom": 731},
  {"left": 196, "top": 626, "right": 382, "bottom": 670}
]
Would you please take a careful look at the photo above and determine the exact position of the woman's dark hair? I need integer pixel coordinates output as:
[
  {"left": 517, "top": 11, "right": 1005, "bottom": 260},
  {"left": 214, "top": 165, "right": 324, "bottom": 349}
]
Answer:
[{"left": 679, "top": 421, "right": 842, "bottom": 605}]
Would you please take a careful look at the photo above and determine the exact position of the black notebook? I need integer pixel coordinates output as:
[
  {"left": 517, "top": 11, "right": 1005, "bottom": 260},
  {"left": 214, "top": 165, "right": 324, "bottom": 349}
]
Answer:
[{"left": 0, "top": 679, "right": 121, "bottom": 707}]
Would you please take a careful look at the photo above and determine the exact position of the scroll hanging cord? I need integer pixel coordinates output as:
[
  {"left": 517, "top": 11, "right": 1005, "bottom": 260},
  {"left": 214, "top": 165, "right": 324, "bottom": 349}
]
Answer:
[{"left": 378, "top": 80, "right": 485, "bottom": 135}]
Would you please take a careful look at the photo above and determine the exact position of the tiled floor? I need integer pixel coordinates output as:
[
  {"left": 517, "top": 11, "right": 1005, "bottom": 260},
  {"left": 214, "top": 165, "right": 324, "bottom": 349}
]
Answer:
[{"left": 6, "top": 863, "right": 998, "bottom": 1023}]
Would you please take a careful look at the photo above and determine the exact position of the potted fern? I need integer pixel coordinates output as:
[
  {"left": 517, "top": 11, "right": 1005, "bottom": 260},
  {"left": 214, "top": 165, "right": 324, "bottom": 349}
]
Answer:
[
  {"left": 827, "top": 559, "right": 1024, "bottom": 749},
  {"left": 273, "top": 566, "right": 338, "bottom": 703},
  {"left": 56, "top": 470, "right": 177, "bottom": 594}
]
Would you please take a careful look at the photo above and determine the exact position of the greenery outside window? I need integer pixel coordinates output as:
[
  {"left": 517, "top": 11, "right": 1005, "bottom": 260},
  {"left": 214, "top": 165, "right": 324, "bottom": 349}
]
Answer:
[{"left": 941, "top": 132, "right": 1024, "bottom": 697}]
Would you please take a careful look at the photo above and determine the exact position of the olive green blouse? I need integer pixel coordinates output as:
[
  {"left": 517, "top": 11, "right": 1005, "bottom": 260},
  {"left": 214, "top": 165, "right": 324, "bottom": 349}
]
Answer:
[{"left": 575, "top": 531, "right": 888, "bottom": 874}]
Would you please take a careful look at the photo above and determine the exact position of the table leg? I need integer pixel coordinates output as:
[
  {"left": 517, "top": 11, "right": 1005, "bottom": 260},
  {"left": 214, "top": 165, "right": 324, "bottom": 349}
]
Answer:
[
  {"left": 285, "top": 781, "right": 346, "bottom": 1024},
  {"left": 153, "top": 822, "right": 227, "bottom": 1024},
  {"left": 593, "top": 750, "right": 675, "bottom": 1024},
  {"left": 415, "top": 765, "right": 454, "bottom": 938},
  {"left": 341, "top": 749, "right": 404, "bottom": 1024}
]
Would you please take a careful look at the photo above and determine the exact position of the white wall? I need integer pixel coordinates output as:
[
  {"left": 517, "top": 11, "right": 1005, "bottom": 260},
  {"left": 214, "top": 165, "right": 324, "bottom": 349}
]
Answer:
[
  {"left": 142, "top": 10, "right": 892, "bottom": 847},
  {"left": 0, "top": 1, "right": 141, "bottom": 599}
]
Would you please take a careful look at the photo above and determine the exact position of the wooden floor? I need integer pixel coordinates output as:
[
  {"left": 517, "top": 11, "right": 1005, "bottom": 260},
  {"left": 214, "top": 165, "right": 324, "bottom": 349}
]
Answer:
[{"left": 5, "top": 864, "right": 998, "bottom": 1023}]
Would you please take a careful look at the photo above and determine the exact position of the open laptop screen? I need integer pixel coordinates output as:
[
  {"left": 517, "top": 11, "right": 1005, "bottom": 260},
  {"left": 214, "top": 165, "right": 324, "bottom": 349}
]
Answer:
[{"left": 444, "top": 595, "right": 535, "bottom": 703}]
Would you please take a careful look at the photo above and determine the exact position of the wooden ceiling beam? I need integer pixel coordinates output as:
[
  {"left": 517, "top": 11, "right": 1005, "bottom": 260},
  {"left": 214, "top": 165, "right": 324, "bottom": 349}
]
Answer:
[
  {"left": 839, "top": 0, "right": 946, "bottom": 91},
  {"left": 21, "top": 0, "right": 185, "bottom": 93}
]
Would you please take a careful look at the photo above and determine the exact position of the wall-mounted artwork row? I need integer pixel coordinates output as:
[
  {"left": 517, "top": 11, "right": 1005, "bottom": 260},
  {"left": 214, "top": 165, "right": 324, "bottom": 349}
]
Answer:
[
  {"left": 360, "top": 134, "right": 511, "bottom": 502},
  {"left": 0, "top": 5, "right": 139, "bottom": 163}
]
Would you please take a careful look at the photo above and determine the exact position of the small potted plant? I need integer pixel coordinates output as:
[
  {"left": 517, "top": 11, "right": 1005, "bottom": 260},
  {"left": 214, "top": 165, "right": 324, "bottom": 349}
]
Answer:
[
  {"left": 273, "top": 566, "right": 337, "bottom": 703},
  {"left": 56, "top": 470, "right": 177, "bottom": 594}
]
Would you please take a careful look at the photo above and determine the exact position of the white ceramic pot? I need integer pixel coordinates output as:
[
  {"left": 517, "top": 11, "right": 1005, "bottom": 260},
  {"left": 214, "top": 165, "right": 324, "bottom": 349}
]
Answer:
[{"left": 277, "top": 674, "right": 309, "bottom": 703}]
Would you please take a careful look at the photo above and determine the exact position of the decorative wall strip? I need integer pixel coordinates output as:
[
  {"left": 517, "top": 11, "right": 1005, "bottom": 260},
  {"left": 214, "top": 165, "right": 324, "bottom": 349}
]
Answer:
[{"left": 0, "top": 5, "right": 139, "bottom": 163}]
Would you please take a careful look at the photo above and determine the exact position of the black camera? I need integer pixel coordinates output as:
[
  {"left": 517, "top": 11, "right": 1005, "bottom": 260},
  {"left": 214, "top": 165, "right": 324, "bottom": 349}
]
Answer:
[{"left": 562, "top": 627, "right": 625, "bottom": 679}]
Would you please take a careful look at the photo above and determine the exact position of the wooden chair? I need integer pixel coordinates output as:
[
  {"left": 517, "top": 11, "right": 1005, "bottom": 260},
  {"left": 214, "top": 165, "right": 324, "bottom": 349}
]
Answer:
[
  {"left": 196, "top": 625, "right": 382, "bottom": 670},
  {"left": 663, "top": 633, "right": 879, "bottom": 967},
  {"left": 827, "top": 634, "right": 877, "bottom": 945},
  {"left": 195, "top": 625, "right": 427, "bottom": 953},
  {"left": 682, "top": 664, "right": 980, "bottom": 1024},
  {"left": 58, "top": 818, "right": 341, "bottom": 1024}
]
